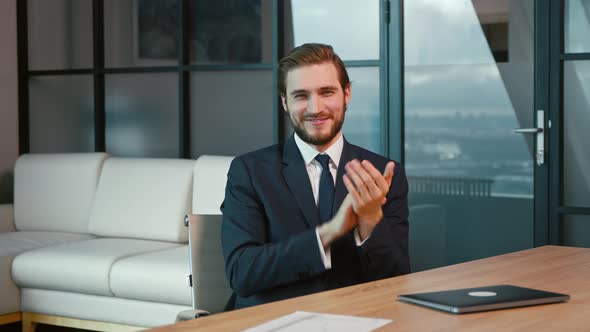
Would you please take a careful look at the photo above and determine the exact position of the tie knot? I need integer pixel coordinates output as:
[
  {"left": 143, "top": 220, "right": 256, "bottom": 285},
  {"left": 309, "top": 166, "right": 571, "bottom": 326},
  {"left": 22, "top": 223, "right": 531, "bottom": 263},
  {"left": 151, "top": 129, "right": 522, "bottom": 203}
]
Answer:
[{"left": 315, "top": 154, "right": 331, "bottom": 169}]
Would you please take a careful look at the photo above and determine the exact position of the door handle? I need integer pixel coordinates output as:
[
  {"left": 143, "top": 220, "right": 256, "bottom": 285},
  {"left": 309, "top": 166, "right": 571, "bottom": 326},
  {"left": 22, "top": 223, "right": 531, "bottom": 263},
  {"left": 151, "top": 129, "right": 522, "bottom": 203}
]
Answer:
[
  {"left": 514, "top": 128, "right": 543, "bottom": 134},
  {"left": 514, "top": 110, "right": 545, "bottom": 166}
]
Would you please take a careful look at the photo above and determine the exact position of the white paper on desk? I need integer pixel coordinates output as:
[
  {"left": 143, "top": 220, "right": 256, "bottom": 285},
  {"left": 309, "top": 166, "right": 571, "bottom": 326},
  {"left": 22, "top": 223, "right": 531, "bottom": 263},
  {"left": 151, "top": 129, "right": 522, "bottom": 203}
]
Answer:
[{"left": 242, "top": 311, "right": 392, "bottom": 332}]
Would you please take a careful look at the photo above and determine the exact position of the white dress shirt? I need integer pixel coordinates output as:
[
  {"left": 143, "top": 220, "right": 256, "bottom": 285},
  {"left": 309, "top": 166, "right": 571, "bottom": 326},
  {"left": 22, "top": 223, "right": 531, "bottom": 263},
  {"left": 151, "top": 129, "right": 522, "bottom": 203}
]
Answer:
[{"left": 293, "top": 133, "right": 368, "bottom": 270}]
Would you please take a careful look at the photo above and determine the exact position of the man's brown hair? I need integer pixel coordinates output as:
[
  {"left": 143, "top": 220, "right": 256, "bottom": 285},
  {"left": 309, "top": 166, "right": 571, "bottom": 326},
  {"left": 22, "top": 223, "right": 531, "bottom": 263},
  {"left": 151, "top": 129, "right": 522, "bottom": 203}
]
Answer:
[{"left": 278, "top": 43, "right": 350, "bottom": 96}]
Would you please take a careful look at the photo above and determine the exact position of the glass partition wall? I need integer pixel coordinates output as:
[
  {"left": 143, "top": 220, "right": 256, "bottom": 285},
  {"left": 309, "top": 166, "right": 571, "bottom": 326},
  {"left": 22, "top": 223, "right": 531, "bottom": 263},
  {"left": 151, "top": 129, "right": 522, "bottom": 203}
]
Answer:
[
  {"left": 21, "top": 0, "right": 585, "bottom": 271},
  {"left": 24, "top": 0, "right": 277, "bottom": 158},
  {"left": 22, "top": 0, "right": 385, "bottom": 158}
]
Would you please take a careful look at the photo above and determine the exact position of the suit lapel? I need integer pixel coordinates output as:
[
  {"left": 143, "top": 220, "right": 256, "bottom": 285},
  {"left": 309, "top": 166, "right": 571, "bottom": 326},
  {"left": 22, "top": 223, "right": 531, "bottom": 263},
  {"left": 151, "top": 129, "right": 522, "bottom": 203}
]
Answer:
[
  {"left": 332, "top": 139, "right": 357, "bottom": 216},
  {"left": 281, "top": 136, "right": 321, "bottom": 228}
]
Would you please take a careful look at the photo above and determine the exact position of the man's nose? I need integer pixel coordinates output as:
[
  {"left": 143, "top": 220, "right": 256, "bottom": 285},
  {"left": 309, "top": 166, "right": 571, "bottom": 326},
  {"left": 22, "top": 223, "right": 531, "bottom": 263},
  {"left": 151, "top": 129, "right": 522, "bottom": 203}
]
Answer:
[{"left": 308, "top": 95, "right": 323, "bottom": 113}]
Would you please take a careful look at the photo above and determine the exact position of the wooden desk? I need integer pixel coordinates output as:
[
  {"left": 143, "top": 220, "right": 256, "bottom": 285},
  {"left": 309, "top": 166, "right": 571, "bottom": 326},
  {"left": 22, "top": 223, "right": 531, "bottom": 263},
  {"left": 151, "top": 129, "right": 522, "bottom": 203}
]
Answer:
[{"left": 151, "top": 246, "right": 590, "bottom": 331}]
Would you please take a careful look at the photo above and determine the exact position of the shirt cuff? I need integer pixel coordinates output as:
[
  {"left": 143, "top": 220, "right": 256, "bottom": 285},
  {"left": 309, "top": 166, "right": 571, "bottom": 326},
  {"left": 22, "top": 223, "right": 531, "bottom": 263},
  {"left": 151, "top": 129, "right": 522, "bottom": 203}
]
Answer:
[
  {"left": 354, "top": 228, "right": 370, "bottom": 246},
  {"left": 315, "top": 227, "right": 332, "bottom": 269}
]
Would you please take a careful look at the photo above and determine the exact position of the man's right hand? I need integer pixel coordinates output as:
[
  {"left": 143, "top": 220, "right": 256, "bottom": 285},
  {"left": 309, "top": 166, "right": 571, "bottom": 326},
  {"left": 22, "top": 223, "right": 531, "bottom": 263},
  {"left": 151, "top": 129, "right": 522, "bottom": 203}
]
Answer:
[{"left": 318, "top": 194, "right": 358, "bottom": 250}]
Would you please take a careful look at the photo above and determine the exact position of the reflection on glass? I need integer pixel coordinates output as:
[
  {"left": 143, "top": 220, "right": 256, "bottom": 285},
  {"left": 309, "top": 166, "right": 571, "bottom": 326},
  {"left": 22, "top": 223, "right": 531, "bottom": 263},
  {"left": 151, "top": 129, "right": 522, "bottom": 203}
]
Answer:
[
  {"left": 29, "top": 75, "right": 94, "bottom": 152},
  {"left": 343, "top": 67, "right": 381, "bottom": 154},
  {"left": 404, "top": 0, "right": 534, "bottom": 266},
  {"left": 105, "top": 73, "right": 179, "bottom": 157},
  {"left": 190, "top": 71, "right": 273, "bottom": 157},
  {"left": 28, "top": 0, "right": 93, "bottom": 70},
  {"left": 565, "top": 0, "right": 590, "bottom": 53},
  {"left": 405, "top": 65, "right": 533, "bottom": 195},
  {"left": 564, "top": 61, "right": 590, "bottom": 207},
  {"left": 104, "top": 0, "right": 180, "bottom": 67},
  {"left": 189, "top": 0, "right": 272, "bottom": 64},
  {"left": 562, "top": 215, "right": 590, "bottom": 248},
  {"left": 288, "top": 0, "right": 379, "bottom": 60},
  {"left": 405, "top": 0, "right": 533, "bottom": 66}
]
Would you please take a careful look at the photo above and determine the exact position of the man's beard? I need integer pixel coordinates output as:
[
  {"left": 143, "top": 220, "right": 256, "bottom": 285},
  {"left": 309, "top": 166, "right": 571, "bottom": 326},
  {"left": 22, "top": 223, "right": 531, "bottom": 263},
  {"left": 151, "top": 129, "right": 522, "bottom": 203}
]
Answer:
[{"left": 289, "top": 103, "right": 346, "bottom": 147}]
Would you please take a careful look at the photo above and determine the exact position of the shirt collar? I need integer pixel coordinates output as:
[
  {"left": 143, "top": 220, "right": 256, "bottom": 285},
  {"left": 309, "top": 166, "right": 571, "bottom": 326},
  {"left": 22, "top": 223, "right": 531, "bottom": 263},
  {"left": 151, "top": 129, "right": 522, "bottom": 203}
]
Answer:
[{"left": 294, "top": 132, "right": 344, "bottom": 168}]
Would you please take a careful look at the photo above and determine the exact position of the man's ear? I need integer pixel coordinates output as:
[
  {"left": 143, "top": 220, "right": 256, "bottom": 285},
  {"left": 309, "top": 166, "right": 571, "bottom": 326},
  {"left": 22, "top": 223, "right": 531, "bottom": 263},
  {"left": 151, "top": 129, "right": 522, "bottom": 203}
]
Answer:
[
  {"left": 344, "top": 83, "right": 352, "bottom": 105},
  {"left": 280, "top": 94, "right": 288, "bottom": 112}
]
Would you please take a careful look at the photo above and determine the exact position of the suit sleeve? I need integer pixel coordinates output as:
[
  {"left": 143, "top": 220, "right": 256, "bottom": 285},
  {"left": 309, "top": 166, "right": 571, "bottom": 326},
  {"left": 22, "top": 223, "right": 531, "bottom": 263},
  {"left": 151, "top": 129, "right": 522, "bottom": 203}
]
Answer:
[
  {"left": 221, "top": 157, "right": 326, "bottom": 298},
  {"left": 357, "top": 162, "right": 411, "bottom": 281}
]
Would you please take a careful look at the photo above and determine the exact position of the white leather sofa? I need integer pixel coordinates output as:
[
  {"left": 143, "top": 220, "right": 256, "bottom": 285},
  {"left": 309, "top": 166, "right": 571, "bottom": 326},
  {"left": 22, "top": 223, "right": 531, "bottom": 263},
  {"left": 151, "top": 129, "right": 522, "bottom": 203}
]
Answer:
[{"left": 0, "top": 153, "right": 233, "bottom": 331}]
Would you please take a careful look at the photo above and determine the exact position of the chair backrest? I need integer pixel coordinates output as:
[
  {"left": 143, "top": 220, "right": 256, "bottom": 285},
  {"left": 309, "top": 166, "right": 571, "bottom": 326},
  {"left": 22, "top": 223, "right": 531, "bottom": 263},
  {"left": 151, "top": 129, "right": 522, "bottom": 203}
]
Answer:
[
  {"left": 14, "top": 153, "right": 109, "bottom": 233},
  {"left": 186, "top": 214, "right": 232, "bottom": 313},
  {"left": 89, "top": 157, "right": 194, "bottom": 242},
  {"left": 188, "top": 155, "right": 234, "bottom": 312},
  {"left": 192, "top": 155, "right": 234, "bottom": 214},
  {"left": 409, "top": 204, "right": 447, "bottom": 272}
]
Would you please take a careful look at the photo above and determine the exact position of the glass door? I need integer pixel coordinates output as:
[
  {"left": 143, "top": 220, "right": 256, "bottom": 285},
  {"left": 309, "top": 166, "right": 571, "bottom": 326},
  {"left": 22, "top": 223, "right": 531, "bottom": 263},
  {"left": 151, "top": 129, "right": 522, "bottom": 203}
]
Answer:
[{"left": 401, "top": 0, "right": 548, "bottom": 271}]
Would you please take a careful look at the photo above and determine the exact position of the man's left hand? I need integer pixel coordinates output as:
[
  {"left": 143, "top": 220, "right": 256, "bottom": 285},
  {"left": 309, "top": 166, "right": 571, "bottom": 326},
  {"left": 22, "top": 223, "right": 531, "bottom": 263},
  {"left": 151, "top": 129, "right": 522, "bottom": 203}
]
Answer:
[{"left": 343, "top": 159, "right": 395, "bottom": 241}]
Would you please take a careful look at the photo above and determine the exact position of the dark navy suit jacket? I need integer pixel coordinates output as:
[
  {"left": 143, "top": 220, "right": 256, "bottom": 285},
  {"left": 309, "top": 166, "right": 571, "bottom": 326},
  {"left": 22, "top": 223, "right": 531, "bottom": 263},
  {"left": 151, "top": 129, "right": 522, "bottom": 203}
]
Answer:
[{"left": 221, "top": 135, "right": 410, "bottom": 310}]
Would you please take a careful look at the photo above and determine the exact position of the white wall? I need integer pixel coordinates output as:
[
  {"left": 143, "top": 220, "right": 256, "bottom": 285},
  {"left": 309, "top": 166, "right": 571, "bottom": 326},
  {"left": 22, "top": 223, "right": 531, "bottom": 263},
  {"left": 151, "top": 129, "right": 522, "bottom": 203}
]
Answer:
[{"left": 0, "top": 0, "right": 18, "bottom": 187}]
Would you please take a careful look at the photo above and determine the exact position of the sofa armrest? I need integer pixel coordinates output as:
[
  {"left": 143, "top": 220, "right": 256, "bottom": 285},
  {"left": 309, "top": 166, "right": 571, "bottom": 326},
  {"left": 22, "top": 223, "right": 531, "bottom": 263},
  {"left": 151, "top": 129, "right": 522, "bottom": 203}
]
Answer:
[{"left": 0, "top": 204, "right": 16, "bottom": 233}]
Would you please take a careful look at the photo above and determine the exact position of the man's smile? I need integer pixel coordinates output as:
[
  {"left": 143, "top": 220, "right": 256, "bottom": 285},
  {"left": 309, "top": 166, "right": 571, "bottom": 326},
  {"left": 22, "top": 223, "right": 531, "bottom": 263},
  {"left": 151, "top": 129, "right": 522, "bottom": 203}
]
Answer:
[{"left": 306, "top": 117, "right": 330, "bottom": 126}]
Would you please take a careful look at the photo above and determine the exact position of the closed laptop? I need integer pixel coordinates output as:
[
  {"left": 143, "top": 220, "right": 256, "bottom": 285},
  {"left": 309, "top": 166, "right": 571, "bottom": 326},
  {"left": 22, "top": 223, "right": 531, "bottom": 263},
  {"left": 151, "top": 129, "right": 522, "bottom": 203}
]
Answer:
[{"left": 398, "top": 284, "right": 570, "bottom": 314}]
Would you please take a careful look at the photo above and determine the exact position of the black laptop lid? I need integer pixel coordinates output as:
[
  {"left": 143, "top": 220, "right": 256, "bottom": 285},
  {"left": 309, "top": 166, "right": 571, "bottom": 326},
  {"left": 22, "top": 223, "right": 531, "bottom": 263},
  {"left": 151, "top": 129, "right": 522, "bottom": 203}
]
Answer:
[{"left": 398, "top": 285, "right": 570, "bottom": 314}]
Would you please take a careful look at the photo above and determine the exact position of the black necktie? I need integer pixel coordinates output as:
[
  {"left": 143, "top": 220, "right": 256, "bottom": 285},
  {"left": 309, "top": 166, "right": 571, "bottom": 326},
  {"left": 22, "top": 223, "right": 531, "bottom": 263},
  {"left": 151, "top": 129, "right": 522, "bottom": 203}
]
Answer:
[{"left": 315, "top": 154, "right": 335, "bottom": 222}]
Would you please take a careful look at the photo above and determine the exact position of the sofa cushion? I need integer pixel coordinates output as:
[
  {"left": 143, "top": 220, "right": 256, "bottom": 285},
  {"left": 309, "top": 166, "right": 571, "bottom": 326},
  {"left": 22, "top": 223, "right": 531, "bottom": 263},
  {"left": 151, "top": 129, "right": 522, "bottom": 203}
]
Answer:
[
  {"left": 0, "top": 231, "right": 93, "bottom": 314},
  {"left": 110, "top": 246, "right": 191, "bottom": 306},
  {"left": 0, "top": 231, "right": 94, "bottom": 257},
  {"left": 88, "top": 158, "right": 194, "bottom": 242},
  {"left": 14, "top": 153, "right": 109, "bottom": 233},
  {"left": 12, "top": 238, "right": 180, "bottom": 297},
  {"left": 192, "top": 155, "right": 234, "bottom": 214}
]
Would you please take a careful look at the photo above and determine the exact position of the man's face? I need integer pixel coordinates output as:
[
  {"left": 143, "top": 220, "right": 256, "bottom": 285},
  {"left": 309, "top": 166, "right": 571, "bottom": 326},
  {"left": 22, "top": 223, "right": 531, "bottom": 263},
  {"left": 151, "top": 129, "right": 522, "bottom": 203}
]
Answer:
[{"left": 281, "top": 62, "right": 351, "bottom": 151}]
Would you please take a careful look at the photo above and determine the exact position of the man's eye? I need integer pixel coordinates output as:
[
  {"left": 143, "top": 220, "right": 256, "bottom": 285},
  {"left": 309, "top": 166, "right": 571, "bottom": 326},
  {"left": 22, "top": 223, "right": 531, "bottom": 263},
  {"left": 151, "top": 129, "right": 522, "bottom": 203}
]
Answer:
[
  {"left": 294, "top": 94, "right": 307, "bottom": 100},
  {"left": 322, "top": 90, "right": 335, "bottom": 96}
]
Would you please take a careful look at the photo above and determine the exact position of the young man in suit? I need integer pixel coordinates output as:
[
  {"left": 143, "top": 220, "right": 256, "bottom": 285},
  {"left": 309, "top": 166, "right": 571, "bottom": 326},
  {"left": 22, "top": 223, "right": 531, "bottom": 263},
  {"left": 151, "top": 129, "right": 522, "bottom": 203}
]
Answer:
[{"left": 221, "top": 43, "right": 410, "bottom": 310}]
